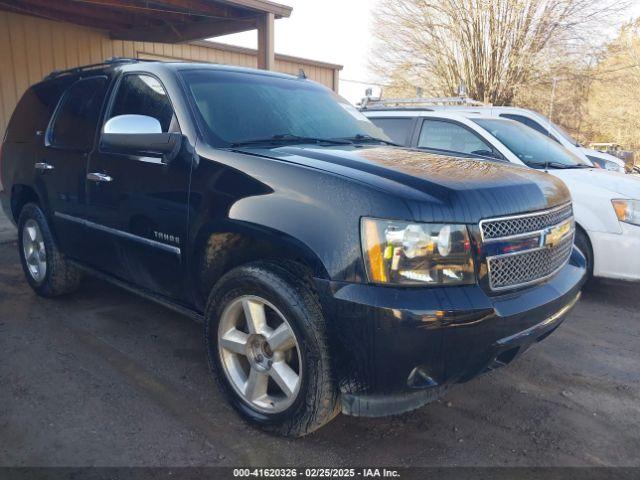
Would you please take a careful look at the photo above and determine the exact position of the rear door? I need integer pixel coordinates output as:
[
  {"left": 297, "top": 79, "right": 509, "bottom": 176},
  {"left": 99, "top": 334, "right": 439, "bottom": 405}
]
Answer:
[
  {"left": 39, "top": 76, "right": 109, "bottom": 259},
  {"left": 86, "top": 72, "right": 190, "bottom": 301}
]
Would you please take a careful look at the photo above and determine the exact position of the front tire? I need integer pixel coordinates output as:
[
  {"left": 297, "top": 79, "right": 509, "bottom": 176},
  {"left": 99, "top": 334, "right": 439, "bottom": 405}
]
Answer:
[
  {"left": 574, "top": 227, "right": 594, "bottom": 284},
  {"left": 17, "top": 203, "right": 82, "bottom": 297},
  {"left": 204, "top": 262, "right": 339, "bottom": 437}
]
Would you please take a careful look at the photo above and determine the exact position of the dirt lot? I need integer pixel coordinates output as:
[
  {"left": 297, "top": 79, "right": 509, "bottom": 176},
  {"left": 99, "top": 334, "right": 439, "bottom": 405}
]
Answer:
[
  {"left": 0, "top": 239, "right": 639, "bottom": 468},
  {"left": 0, "top": 210, "right": 16, "bottom": 244}
]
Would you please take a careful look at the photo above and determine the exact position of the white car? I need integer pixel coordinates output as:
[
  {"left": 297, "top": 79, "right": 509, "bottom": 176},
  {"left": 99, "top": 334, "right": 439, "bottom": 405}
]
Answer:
[
  {"left": 364, "top": 110, "right": 640, "bottom": 282},
  {"left": 423, "top": 105, "right": 627, "bottom": 173}
]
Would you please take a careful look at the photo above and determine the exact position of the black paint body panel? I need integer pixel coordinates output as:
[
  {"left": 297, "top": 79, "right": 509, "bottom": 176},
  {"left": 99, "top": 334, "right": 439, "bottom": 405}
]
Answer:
[
  {"left": 0, "top": 62, "right": 585, "bottom": 414},
  {"left": 318, "top": 248, "right": 585, "bottom": 412}
]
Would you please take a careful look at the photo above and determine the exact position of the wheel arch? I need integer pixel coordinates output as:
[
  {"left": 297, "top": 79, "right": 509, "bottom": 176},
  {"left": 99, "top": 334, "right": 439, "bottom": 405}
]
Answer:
[
  {"left": 574, "top": 221, "right": 594, "bottom": 276},
  {"left": 10, "top": 184, "right": 41, "bottom": 223},
  {"left": 189, "top": 220, "right": 330, "bottom": 310}
]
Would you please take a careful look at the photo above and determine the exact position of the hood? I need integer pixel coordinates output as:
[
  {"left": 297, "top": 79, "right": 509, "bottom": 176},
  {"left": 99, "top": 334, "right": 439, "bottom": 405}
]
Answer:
[
  {"left": 550, "top": 168, "right": 640, "bottom": 199},
  {"left": 235, "top": 145, "right": 571, "bottom": 222}
]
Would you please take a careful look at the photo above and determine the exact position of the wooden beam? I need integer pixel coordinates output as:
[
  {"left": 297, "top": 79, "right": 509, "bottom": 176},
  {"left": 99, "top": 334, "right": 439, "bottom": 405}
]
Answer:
[
  {"left": 0, "top": 2, "right": 130, "bottom": 31},
  {"left": 110, "top": 16, "right": 259, "bottom": 43},
  {"left": 146, "top": 0, "right": 246, "bottom": 19},
  {"left": 70, "top": 0, "right": 193, "bottom": 24},
  {"left": 256, "top": 12, "right": 274, "bottom": 70},
  {"left": 220, "top": 0, "right": 291, "bottom": 18},
  {"left": 16, "top": 0, "right": 140, "bottom": 28}
]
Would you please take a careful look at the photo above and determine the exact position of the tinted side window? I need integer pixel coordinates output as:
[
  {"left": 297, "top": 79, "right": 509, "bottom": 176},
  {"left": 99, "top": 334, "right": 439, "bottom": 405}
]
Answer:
[
  {"left": 49, "top": 77, "right": 108, "bottom": 150},
  {"left": 499, "top": 113, "right": 559, "bottom": 143},
  {"left": 109, "top": 74, "right": 174, "bottom": 132},
  {"left": 369, "top": 118, "right": 413, "bottom": 145},
  {"left": 6, "top": 80, "right": 70, "bottom": 143},
  {"left": 418, "top": 119, "right": 493, "bottom": 155}
]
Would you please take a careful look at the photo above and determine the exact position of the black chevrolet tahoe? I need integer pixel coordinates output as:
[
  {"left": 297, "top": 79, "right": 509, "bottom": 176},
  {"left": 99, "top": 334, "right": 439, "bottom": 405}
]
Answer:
[{"left": 0, "top": 59, "right": 586, "bottom": 436}]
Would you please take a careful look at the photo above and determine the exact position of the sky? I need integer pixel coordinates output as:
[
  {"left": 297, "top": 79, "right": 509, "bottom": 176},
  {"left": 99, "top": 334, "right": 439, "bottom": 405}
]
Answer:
[
  {"left": 214, "top": 0, "right": 379, "bottom": 104},
  {"left": 214, "top": 0, "right": 640, "bottom": 105}
]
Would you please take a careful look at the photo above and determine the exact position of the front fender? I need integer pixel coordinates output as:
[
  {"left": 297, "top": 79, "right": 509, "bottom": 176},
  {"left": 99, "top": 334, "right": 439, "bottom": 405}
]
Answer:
[
  {"left": 191, "top": 218, "right": 330, "bottom": 279},
  {"left": 187, "top": 147, "right": 412, "bottom": 287}
]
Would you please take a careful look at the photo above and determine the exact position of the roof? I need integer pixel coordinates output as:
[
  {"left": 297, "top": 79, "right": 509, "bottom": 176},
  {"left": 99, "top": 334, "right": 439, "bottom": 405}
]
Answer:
[
  {"left": 361, "top": 110, "right": 499, "bottom": 121},
  {"left": 168, "top": 61, "right": 307, "bottom": 80},
  {"left": 360, "top": 96, "right": 488, "bottom": 110},
  {"left": 41, "top": 57, "right": 316, "bottom": 83},
  {"left": 0, "top": 0, "right": 292, "bottom": 43}
]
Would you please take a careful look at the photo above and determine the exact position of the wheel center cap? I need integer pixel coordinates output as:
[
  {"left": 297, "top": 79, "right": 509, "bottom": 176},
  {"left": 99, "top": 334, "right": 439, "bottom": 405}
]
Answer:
[{"left": 246, "top": 334, "right": 273, "bottom": 371}]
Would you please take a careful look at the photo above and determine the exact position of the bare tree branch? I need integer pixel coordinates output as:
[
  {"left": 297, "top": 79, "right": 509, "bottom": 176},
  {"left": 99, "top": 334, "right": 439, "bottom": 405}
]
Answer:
[{"left": 370, "top": 0, "right": 629, "bottom": 105}]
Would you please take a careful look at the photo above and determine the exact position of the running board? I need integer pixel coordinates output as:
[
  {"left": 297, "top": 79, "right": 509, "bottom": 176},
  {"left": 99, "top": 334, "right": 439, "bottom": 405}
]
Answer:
[{"left": 69, "top": 260, "right": 204, "bottom": 323}]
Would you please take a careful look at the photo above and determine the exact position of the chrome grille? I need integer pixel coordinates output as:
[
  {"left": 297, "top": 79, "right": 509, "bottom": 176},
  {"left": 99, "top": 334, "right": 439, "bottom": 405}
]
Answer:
[
  {"left": 481, "top": 203, "right": 575, "bottom": 291},
  {"left": 488, "top": 235, "right": 573, "bottom": 290},
  {"left": 481, "top": 203, "right": 573, "bottom": 240}
]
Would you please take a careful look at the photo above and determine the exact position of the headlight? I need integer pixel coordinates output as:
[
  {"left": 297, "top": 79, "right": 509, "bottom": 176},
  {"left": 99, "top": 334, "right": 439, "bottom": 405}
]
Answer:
[
  {"left": 361, "top": 218, "right": 475, "bottom": 285},
  {"left": 605, "top": 161, "right": 624, "bottom": 173},
  {"left": 612, "top": 200, "right": 640, "bottom": 226}
]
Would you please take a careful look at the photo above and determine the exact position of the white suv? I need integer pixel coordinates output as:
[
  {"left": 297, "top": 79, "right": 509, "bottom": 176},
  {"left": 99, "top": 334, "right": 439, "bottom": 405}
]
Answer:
[{"left": 364, "top": 109, "right": 640, "bottom": 282}]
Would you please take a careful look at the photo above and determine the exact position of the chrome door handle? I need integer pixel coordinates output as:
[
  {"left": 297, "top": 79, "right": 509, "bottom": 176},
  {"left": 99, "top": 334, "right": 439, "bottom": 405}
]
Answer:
[
  {"left": 35, "top": 162, "right": 54, "bottom": 171},
  {"left": 87, "top": 172, "right": 113, "bottom": 183}
]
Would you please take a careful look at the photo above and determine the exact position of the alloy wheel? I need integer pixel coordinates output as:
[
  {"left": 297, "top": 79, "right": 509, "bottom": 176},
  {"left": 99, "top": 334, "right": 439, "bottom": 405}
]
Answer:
[
  {"left": 22, "top": 219, "right": 47, "bottom": 283},
  {"left": 218, "top": 295, "right": 302, "bottom": 414}
]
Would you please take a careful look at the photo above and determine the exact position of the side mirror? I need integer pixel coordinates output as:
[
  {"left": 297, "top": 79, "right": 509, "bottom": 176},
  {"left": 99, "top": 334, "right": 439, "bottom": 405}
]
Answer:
[{"left": 101, "top": 114, "right": 182, "bottom": 163}]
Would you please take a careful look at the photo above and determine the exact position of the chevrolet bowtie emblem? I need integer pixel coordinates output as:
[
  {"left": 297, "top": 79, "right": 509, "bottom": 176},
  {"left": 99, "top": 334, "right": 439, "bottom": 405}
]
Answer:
[{"left": 543, "top": 219, "right": 573, "bottom": 248}]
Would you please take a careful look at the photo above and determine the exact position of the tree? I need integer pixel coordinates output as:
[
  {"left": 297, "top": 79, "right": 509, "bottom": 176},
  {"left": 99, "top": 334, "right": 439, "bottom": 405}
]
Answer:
[
  {"left": 584, "top": 19, "right": 640, "bottom": 149},
  {"left": 371, "top": 0, "right": 627, "bottom": 105},
  {"left": 512, "top": 45, "right": 594, "bottom": 141}
]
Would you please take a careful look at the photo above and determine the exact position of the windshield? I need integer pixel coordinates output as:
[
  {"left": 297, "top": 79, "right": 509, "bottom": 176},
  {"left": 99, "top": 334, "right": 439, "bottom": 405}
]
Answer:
[
  {"left": 473, "top": 118, "right": 593, "bottom": 168},
  {"left": 180, "top": 69, "right": 389, "bottom": 146}
]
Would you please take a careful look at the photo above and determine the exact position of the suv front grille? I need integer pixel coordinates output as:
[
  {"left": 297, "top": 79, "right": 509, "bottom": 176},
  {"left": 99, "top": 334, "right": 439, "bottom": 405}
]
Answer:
[
  {"left": 487, "top": 235, "right": 574, "bottom": 290},
  {"left": 481, "top": 203, "right": 575, "bottom": 291},
  {"left": 481, "top": 203, "right": 573, "bottom": 240}
]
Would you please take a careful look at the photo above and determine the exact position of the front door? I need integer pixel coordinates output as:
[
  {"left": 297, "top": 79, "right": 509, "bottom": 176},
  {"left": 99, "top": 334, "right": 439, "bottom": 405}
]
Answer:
[
  {"left": 415, "top": 118, "right": 504, "bottom": 160},
  {"left": 39, "top": 76, "right": 109, "bottom": 261},
  {"left": 86, "top": 73, "right": 190, "bottom": 301}
]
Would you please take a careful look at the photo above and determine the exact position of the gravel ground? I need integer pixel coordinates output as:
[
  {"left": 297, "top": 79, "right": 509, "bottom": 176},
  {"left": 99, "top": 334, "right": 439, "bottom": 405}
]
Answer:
[
  {"left": 0, "top": 209, "right": 16, "bottom": 244},
  {"left": 0, "top": 241, "right": 639, "bottom": 467}
]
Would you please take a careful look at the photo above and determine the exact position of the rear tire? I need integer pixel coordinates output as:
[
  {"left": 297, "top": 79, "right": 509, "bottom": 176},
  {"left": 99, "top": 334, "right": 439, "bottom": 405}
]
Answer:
[
  {"left": 17, "top": 203, "right": 82, "bottom": 297},
  {"left": 204, "top": 261, "right": 339, "bottom": 437}
]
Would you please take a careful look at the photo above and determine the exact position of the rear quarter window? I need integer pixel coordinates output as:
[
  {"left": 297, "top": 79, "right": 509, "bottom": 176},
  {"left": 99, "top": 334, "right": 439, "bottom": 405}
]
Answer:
[{"left": 5, "top": 80, "right": 70, "bottom": 144}]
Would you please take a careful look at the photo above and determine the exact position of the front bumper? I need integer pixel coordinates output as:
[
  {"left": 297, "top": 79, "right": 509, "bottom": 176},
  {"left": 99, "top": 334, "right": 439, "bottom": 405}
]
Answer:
[
  {"left": 315, "top": 247, "right": 586, "bottom": 417},
  {"left": 591, "top": 222, "right": 640, "bottom": 281}
]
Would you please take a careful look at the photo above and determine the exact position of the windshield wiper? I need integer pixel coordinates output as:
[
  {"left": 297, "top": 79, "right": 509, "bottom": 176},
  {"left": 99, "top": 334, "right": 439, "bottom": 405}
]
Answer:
[
  {"left": 335, "top": 134, "right": 399, "bottom": 146},
  {"left": 230, "top": 134, "right": 352, "bottom": 147}
]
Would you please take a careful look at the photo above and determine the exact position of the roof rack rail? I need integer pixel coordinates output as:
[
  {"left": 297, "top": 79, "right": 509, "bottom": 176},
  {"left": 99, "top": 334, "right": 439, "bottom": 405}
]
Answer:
[
  {"left": 360, "top": 95, "right": 490, "bottom": 110},
  {"left": 43, "top": 57, "right": 152, "bottom": 81}
]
